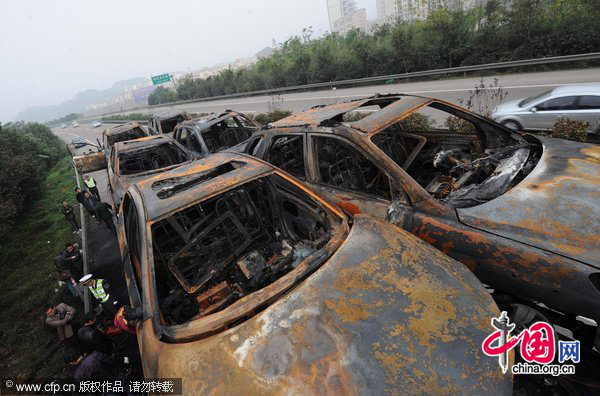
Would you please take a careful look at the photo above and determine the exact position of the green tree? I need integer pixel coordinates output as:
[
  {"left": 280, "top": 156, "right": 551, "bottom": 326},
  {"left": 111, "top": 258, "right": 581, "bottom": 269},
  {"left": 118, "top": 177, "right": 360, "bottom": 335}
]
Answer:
[{"left": 148, "top": 86, "right": 177, "bottom": 105}]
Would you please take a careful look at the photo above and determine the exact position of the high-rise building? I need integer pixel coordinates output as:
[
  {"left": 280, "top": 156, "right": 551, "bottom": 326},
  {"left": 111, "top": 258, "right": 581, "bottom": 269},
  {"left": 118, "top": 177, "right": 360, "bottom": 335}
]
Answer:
[
  {"left": 326, "top": 0, "right": 367, "bottom": 34},
  {"left": 375, "top": 0, "right": 484, "bottom": 23},
  {"left": 376, "top": 0, "right": 398, "bottom": 20}
]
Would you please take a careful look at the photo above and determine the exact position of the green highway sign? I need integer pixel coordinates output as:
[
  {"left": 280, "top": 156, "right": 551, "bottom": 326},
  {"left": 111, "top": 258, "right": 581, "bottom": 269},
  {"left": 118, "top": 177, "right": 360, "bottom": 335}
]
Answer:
[{"left": 151, "top": 73, "right": 171, "bottom": 85}]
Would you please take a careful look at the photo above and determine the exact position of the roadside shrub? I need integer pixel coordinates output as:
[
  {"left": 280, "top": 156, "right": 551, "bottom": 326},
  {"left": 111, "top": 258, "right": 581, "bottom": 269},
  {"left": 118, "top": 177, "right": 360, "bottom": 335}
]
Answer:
[
  {"left": 254, "top": 109, "right": 292, "bottom": 124},
  {"left": 399, "top": 113, "right": 433, "bottom": 131},
  {"left": 0, "top": 122, "right": 66, "bottom": 242},
  {"left": 101, "top": 113, "right": 150, "bottom": 121},
  {"left": 551, "top": 118, "right": 589, "bottom": 142},
  {"left": 148, "top": 86, "right": 177, "bottom": 105}
]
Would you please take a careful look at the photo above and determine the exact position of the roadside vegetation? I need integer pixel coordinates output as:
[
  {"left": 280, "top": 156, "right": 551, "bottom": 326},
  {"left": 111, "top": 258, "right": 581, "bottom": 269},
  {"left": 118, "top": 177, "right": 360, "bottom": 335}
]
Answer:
[
  {"left": 101, "top": 113, "right": 151, "bottom": 121},
  {"left": 149, "top": 0, "right": 600, "bottom": 105},
  {"left": 0, "top": 155, "right": 80, "bottom": 379},
  {"left": 0, "top": 122, "right": 67, "bottom": 243}
]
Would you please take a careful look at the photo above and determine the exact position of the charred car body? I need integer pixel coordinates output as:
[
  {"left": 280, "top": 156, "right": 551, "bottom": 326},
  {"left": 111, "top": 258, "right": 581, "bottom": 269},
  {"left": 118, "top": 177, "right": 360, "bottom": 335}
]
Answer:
[
  {"left": 107, "top": 135, "right": 194, "bottom": 208},
  {"left": 173, "top": 110, "right": 260, "bottom": 158},
  {"left": 73, "top": 122, "right": 151, "bottom": 174},
  {"left": 117, "top": 152, "right": 511, "bottom": 394},
  {"left": 103, "top": 122, "right": 150, "bottom": 151},
  {"left": 148, "top": 110, "right": 192, "bottom": 136},
  {"left": 248, "top": 94, "right": 600, "bottom": 346}
]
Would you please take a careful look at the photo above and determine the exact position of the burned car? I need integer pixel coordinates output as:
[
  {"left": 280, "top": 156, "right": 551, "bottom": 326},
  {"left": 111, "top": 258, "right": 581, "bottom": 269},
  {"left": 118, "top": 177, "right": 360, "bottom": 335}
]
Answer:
[
  {"left": 107, "top": 135, "right": 194, "bottom": 208},
  {"left": 173, "top": 110, "right": 260, "bottom": 158},
  {"left": 248, "top": 94, "right": 600, "bottom": 346},
  {"left": 148, "top": 110, "right": 192, "bottom": 136},
  {"left": 72, "top": 122, "right": 151, "bottom": 174},
  {"left": 102, "top": 122, "right": 150, "bottom": 150},
  {"left": 117, "top": 152, "right": 511, "bottom": 394}
]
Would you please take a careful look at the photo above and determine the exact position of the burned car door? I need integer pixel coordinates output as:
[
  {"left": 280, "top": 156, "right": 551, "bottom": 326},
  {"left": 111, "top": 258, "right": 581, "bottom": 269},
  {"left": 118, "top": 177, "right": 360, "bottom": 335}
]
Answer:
[
  {"left": 118, "top": 193, "right": 143, "bottom": 308},
  {"left": 307, "top": 133, "right": 413, "bottom": 226},
  {"left": 174, "top": 125, "right": 205, "bottom": 158}
]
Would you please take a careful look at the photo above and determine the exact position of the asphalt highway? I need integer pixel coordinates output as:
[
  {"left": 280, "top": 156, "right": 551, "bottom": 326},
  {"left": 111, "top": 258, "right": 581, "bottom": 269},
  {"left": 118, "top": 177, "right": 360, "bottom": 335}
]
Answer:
[{"left": 121, "top": 67, "right": 600, "bottom": 116}]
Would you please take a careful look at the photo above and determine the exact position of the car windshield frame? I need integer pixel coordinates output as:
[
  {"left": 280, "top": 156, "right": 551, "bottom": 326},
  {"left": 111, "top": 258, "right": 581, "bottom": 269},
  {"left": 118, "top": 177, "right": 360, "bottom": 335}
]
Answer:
[{"left": 145, "top": 170, "right": 349, "bottom": 342}]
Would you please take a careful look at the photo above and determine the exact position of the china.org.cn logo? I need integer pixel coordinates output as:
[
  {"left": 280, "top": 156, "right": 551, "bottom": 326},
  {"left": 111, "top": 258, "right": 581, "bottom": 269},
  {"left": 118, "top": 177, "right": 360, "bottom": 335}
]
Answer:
[{"left": 481, "top": 311, "right": 579, "bottom": 376}]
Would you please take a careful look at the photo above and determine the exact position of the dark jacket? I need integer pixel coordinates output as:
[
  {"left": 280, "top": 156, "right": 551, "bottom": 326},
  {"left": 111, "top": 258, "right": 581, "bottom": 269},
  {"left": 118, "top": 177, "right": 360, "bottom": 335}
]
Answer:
[
  {"left": 73, "top": 351, "right": 118, "bottom": 381},
  {"left": 94, "top": 202, "right": 113, "bottom": 221},
  {"left": 63, "top": 248, "right": 83, "bottom": 280},
  {"left": 75, "top": 191, "right": 86, "bottom": 205},
  {"left": 77, "top": 325, "right": 112, "bottom": 354},
  {"left": 83, "top": 195, "right": 99, "bottom": 212},
  {"left": 54, "top": 255, "right": 72, "bottom": 281},
  {"left": 61, "top": 204, "right": 76, "bottom": 219}
]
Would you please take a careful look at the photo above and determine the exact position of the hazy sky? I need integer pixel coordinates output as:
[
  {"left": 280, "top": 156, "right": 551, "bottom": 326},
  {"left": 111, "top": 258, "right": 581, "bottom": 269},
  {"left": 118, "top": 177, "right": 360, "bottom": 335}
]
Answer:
[{"left": 0, "top": 0, "right": 375, "bottom": 122}]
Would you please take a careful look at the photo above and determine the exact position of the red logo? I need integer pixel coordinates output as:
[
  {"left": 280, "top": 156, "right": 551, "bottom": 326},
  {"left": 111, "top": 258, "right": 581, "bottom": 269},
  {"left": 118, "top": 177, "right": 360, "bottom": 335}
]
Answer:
[{"left": 482, "top": 311, "right": 555, "bottom": 373}]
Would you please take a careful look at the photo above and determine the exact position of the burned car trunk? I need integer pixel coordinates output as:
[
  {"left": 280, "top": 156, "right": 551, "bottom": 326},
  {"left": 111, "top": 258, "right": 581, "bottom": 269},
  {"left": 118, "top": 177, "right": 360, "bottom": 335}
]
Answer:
[{"left": 117, "top": 152, "right": 511, "bottom": 393}]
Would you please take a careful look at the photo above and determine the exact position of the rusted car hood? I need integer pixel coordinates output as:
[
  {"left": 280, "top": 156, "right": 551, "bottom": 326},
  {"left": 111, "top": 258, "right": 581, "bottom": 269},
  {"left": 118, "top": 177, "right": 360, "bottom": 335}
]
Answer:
[
  {"left": 138, "top": 216, "right": 510, "bottom": 394},
  {"left": 457, "top": 136, "right": 600, "bottom": 266}
]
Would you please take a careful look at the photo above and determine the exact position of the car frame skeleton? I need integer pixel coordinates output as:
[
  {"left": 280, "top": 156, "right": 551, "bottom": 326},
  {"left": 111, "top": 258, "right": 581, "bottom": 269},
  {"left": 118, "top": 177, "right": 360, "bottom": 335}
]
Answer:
[
  {"left": 116, "top": 152, "right": 511, "bottom": 394},
  {"left": 106, "top": 135, "right": 194, "bottom": 208},
  {"left": 173, "top": 110, "right": 261, "bottom": 158},
  {"left": 248, "top": 94, "right": 600, "bottom": 347},
  {"left": 148, "top": 110, "right": 192, "bottom": 136}
]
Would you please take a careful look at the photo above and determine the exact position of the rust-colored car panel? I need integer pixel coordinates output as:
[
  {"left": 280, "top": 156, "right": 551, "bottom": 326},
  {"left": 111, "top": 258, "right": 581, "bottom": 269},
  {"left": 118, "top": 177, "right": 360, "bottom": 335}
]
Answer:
[
  {"left": 102, "top": 122, "right": 150, "bottom": 150},
  {"left": 117, "top": 152, "right": 511, "bottom": 394},
  {"left": 107, "top": 135, "right": 194, "bottom": 208},
  {"left": 249, "top": 94, "right": 600, "bottom": 334},
  {"left": 73, "top": 151, "right": 106, "bottom": 173},
  {"left": 457, "top": 136, "right": 600, "bottom": 265}
]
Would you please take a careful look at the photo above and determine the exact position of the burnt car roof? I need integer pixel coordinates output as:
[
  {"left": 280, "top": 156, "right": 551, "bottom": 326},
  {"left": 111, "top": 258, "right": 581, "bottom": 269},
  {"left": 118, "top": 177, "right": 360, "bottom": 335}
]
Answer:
[
  {"left": 104, "top": 122, "right": 143, "bottom": 136},
  {"left": 271, "top": 94, "right": 431, "bottom": 133},
  {"left": 113, "top": 135, "right": 173, "bottom": 152},
  {"left": 177, "top": 111, "right": 249, "bottom": 130},
  {"left": 152, "top": 110, "right": 189, "bottom": 120},
  {"left": 133, "top": 152, "right": 273, "bottom": 221}
]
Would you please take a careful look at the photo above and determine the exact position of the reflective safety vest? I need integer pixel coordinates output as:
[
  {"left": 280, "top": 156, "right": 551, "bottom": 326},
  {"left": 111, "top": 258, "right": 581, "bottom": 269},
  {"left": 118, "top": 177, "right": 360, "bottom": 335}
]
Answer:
[
  {"left": 84, "top": 178, "right": 96, "bottom": 188},
  {"left": 89, "top": 279, "right": 109, "bottom": 303}
]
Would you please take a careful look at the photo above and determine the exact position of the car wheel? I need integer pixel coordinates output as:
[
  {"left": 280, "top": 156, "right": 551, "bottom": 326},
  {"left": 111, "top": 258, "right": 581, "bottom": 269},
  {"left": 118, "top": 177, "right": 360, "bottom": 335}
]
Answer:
[{"left": 502, "top": 120, "right": 522, "bottom": 131}]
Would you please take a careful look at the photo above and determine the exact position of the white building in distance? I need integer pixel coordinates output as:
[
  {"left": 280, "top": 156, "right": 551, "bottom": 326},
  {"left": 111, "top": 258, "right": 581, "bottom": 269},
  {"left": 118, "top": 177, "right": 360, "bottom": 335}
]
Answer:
[
  {"left": 375, "top": 0, "right": 484, "bottom": 23},
  {"left": 326, "top": 0, "right": 368, "bottom": 34}
]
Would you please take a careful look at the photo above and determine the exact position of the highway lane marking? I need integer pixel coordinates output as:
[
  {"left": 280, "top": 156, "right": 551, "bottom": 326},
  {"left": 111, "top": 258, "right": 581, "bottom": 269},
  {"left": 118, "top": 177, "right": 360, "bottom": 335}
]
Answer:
[{"left": 170, "top": 81, "right": 600, "bottom": 109}]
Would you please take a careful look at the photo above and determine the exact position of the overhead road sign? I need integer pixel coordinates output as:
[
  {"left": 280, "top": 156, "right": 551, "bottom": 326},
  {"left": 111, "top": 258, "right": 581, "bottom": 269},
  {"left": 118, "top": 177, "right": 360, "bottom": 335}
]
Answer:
[{"left": 152, "top": 74, "right": 171, "bottom": 85}]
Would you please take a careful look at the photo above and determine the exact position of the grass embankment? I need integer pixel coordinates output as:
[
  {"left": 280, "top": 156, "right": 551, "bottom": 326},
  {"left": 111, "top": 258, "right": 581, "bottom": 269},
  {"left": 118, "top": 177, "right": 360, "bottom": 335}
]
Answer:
[{"left": 0, "top": 156, "right": 81, "bottom": 379}]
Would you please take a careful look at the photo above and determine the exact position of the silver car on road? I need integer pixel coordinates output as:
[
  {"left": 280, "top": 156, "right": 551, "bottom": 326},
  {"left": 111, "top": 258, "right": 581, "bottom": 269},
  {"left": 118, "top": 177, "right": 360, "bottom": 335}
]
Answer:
[{"left": 492, "top": 84, "right": 600, "bottom": 132}]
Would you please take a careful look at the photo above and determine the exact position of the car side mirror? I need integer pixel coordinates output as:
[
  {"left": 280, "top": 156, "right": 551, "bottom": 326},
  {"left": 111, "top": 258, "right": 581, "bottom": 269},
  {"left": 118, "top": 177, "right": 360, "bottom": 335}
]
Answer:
[{"left": 530, "top": 107, "right": 537, "bottom": 113}]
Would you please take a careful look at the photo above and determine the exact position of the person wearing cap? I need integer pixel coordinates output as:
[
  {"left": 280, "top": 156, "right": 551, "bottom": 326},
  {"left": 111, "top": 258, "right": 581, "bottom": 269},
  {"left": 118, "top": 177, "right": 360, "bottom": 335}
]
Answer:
[
  {"left": 83, "top": 175, "right": 101, "bottom": 202},
  {"left": 80, "top": 274, "right": 117, "bottom": 317}
]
